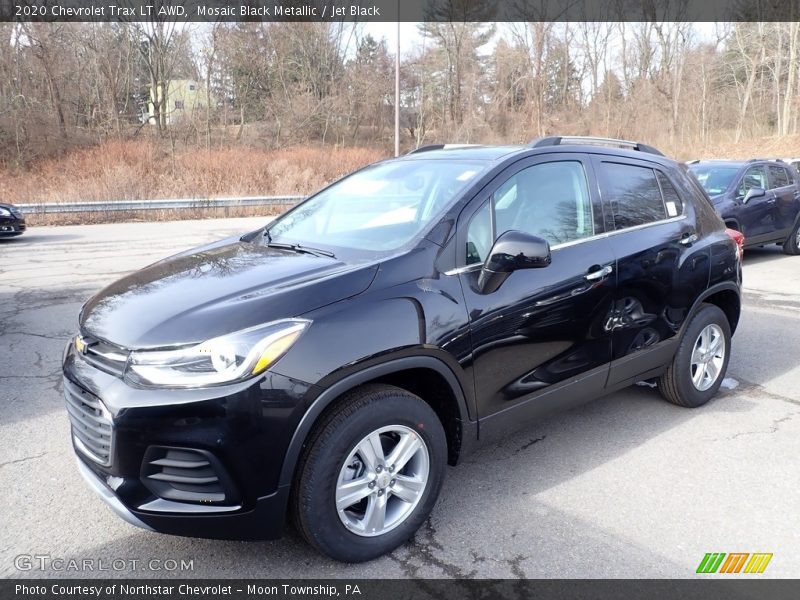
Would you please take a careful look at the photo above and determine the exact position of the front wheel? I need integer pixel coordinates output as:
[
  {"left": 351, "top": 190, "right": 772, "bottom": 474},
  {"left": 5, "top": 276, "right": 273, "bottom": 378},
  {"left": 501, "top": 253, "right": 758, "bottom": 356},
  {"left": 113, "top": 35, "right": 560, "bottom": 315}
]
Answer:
[
  {"left": 292, "top": 384, "right": 447, "bottom": 562},
  {"left": 658, "top": 304, "right": 731, "bottom": 408},
  {"left": 782, "top": 219, "right": 800, "bottom": 255}
]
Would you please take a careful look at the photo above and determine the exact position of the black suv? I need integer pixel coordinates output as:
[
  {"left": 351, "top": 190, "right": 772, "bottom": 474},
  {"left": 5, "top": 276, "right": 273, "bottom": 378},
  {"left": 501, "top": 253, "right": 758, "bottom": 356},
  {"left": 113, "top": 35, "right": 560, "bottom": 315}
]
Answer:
[
  {"left": 63, "top": 137, "right": 741, "bottom": 562},
  {"left": 0, "top": 203, "right": 26, "bottom": 237},
  {"left": 689, "top": 159, "right": 800, "bottom": 254}
]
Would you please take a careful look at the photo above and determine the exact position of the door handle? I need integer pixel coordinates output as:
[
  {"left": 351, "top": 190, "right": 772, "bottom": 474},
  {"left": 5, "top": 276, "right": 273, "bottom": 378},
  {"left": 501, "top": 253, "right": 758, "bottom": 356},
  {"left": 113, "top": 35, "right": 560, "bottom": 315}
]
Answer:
[
  {"left": 679, "top": 232, "right": 698, "bottom": 246},
  {"left": 584, "top": 265, "right": 613, "bottom": 281},
  {"left": 767, "top": 197, "right": 777, "bottom": 204}
]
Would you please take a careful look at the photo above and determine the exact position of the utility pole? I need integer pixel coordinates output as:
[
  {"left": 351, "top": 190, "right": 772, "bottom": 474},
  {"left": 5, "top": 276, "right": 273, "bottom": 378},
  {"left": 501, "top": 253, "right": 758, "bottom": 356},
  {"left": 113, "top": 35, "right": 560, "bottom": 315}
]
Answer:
[{"left": 395, "top": 19, "right": 400, "bottom": 157}]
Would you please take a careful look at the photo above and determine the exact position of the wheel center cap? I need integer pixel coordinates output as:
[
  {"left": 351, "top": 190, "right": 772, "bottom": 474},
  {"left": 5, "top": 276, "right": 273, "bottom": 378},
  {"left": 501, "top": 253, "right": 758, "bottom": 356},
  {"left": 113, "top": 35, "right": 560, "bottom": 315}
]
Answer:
[{"left": 376, "top": 471, "right": 391, "bottom": 489}]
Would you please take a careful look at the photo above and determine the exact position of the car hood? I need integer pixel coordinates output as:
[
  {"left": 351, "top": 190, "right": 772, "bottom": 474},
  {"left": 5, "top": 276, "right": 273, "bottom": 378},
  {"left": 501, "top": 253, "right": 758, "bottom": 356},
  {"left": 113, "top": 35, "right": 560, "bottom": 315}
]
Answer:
[
  {"left": 80, "top": 240, "right": 379, "bottom": 349},
  {"left": 708, "top": 193, "right": 726, "bottom": 204}
]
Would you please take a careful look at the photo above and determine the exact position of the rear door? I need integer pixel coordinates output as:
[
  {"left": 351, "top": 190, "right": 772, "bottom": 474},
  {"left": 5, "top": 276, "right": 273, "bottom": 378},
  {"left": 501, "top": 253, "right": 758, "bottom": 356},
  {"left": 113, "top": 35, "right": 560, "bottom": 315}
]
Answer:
[
  {"left": 457, "top": 153, "right": 617, "bottom": 424},
  {"left": 592, "top": 156, "right": 711, "bottom": 387},
  {"left": 767, "top": 164, "right": 799, "bottom": 236}
]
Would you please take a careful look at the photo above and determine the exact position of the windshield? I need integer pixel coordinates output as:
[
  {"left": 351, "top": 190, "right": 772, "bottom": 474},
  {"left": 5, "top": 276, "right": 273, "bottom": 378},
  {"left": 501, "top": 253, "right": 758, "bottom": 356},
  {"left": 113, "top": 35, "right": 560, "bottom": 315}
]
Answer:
[
  {"left": 689, "top": 165, "right": 740, "bottom": 195},
  {"left": 266, "top": 159, "right": 486, "bottom": 255}
]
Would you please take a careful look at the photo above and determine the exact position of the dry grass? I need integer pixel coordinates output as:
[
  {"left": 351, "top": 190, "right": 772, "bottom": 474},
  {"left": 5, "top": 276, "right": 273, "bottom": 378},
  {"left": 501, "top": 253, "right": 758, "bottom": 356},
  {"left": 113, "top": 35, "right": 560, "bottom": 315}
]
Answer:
[
  {"left": 0, "top": 141, "right": 386, "bottom": 204},
  {"left": 8, "top": 134, "right": 800, "bottom": 226},
  {"left": 26, "top": 204, "right": 297, "bottom": 227}
]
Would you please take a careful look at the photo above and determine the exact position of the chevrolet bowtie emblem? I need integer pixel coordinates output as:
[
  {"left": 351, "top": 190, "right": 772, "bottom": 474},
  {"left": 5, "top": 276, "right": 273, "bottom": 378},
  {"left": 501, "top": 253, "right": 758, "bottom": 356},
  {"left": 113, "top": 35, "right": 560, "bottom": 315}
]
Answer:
[{"left": 75, "top": 336, "right": 88, "bottom": 354}]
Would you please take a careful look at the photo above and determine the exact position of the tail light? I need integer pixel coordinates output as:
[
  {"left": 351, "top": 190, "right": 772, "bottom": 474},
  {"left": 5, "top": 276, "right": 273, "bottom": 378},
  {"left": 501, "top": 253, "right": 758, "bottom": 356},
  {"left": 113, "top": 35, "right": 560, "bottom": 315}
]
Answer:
[{"left": 725, "top": 228, "right": 745, "bottom": 261}]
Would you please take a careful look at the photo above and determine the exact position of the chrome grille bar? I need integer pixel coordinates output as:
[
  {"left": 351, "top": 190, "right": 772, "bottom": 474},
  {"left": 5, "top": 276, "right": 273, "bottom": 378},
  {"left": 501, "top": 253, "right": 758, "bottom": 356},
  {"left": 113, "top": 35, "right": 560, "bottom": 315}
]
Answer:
[{"left": 64, "top": 379, "right": 113, "bottom": 466}]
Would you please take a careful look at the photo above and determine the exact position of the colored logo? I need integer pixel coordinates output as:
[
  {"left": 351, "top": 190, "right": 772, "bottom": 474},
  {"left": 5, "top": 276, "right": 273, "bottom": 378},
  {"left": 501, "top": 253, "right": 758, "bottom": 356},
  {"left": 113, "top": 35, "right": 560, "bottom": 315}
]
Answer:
[{"left": 696, "top": 552, "right": 773, "bottom": 574}]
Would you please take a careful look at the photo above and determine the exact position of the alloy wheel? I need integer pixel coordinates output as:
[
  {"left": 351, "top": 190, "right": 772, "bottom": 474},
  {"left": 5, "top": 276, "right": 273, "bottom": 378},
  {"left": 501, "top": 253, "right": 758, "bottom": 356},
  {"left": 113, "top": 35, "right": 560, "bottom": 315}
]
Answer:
[
  {"left": 690, "top": 323, "right": 726, "bottom": 391},
  {"left": 335, "top": 425, "right": 429, "bottom": 537}
]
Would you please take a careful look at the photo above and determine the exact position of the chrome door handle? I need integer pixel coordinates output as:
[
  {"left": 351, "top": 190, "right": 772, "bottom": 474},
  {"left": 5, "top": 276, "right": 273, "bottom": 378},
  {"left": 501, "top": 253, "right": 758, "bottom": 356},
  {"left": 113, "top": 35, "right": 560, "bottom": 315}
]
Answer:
[
  {"left": 585, "top": 265, "right": 613, "bottom": 281},
  {"left": 767, "top": 197, "right": 777, "bottom": 204},
  {"left": 679, "top": 233, "right": 698, "bottom": 246}
]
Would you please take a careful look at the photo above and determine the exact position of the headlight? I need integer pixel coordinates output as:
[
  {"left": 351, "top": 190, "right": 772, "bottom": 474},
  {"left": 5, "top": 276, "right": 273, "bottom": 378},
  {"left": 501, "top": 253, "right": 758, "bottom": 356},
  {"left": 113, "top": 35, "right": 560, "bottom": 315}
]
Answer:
[
  {"left": 0, "top": 208, "right": 11, "bottom": 217},
  {"left": 125, "top": 319, "right": 310, "bottom": 388}
]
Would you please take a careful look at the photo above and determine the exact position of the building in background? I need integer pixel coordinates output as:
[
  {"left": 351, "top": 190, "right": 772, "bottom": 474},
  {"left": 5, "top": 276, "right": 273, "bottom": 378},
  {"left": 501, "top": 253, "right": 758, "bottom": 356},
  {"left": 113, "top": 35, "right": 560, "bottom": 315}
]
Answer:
[{"left": 147, "top": 80, "right": 204, "bottom": 125}]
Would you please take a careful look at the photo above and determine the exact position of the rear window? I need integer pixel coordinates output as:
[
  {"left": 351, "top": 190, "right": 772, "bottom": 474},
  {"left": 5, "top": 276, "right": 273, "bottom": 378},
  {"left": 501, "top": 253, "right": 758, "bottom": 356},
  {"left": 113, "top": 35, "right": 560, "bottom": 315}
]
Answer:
[
  {"left": 769, "top": 165, "right": 790, "bottom": 189},
  {"left": 600, "top": 162, "right": 668, "bottom": 230}
]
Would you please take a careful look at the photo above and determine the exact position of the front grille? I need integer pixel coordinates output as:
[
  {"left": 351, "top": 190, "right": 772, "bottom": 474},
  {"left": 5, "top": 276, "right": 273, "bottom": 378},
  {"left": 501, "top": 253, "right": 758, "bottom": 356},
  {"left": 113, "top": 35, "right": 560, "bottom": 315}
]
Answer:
[
  {"left": 141, "top": 447, "right": 237, "bottom": 505},
  {"left": 79, "top": 337, "right": 128, "bottom": 377},
  {"left": 64, "top": 378, "right": 114, "bottom": 466}
]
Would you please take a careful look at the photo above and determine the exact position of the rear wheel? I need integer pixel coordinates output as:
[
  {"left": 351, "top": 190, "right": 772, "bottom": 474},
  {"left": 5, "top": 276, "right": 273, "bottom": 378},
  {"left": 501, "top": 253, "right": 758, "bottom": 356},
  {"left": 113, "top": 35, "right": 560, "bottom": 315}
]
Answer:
[
  {"left": 782, "top": 220, "right": 800, "bottom": 255},
  {"left": 292, "top": 384, "right": 447, "bottom": 562},
  {"left": 658, "top": 304, "right": 731, "bottom": 408}
]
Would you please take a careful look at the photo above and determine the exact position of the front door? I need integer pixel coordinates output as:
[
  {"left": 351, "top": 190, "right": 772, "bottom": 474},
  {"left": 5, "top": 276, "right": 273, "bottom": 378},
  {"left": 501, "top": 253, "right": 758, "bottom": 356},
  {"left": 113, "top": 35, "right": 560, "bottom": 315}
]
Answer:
[
  {"left": 735, "top": 165, "right": 775, "bottom": 241},
  {"left": 456, "top": 155, "right": 616, "bottom": 427}
]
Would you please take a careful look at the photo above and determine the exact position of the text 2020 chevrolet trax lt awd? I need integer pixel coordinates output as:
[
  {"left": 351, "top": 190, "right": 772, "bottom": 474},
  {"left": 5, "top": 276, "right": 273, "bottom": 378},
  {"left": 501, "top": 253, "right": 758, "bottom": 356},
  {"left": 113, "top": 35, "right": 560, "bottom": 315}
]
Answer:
[{"left": 64, "top": 137, "right": 741, "bottom": 562}]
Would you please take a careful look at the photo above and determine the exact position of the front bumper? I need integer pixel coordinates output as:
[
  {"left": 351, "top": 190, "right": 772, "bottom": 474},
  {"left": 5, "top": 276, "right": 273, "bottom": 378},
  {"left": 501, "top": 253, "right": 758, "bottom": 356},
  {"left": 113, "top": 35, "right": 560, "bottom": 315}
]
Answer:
[
  {"left": 75, "top": 457, "right": 154, "bottom": 532},
  {"left": 63, "top": 343, "right": 313, "bottom": 540},
  {"left": 0, "top": 218, "right": 25, "bottom": 235}
]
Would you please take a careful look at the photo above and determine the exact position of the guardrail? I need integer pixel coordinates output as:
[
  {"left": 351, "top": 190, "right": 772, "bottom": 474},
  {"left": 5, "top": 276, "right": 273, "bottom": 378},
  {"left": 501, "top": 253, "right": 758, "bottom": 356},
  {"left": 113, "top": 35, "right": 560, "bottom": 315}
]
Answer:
[{"left": 16, "top": 196, "right": 306, "bottom": 215}]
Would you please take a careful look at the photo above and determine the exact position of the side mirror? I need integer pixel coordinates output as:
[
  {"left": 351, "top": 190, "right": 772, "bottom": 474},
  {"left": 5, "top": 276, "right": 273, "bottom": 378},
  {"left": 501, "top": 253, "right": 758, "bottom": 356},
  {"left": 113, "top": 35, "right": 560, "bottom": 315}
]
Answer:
[
  {"left": 743, "top": 186, "right": 765, "bottom": 204},
  {"left": 478, "top": 230, "right": 551, "bottom": 294}
]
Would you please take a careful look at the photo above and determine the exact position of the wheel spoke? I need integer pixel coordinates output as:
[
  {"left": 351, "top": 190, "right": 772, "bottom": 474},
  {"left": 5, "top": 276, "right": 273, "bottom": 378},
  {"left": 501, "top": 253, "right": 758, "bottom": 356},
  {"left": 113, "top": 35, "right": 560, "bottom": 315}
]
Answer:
[
  {"left": 691, "top": 344, "right": 704, "bottom": 364},
  {"left": 709, "top": 334, "right": 723, "bottom": 357},
  {"left": 356, "top": 433, "right": 385, "bottom": 472},
  {"left": 362, "top": 492, "right": 388, "bottom": 534},
  {"left": 391, "top": 475, "right": 425, "bottom": 503},
  {"left": 692, "top": 363, "right": 706, "bottom": 387},
  {"left": 335, "top": 477, "right": 373, "bottom": 511},
  {"left": 705, "top": 359, "right": 719, "bottom": 384},
  {"left": 386, "top": 432, "right": 422, "bottom": 472},
  {"left": 701, "top": 327, "right": 712, "bottom": 352}
]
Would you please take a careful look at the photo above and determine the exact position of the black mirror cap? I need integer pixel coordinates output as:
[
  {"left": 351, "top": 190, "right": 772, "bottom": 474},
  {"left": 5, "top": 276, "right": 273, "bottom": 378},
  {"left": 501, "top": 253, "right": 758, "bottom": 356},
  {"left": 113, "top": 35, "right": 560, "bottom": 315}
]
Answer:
[
  {"left": 485, "top": 230, "right": 552, "bottom": 272},
  {"left": 743, "top": 186, "right": 765, "bottom": 203},
  {"left": 478, "top": 230, "right": 551, "bottom": 294}
]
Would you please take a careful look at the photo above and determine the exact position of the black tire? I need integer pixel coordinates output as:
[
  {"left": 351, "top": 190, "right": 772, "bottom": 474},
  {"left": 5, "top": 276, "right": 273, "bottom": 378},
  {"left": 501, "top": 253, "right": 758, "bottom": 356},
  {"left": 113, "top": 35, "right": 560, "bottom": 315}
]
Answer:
[
  {"left": 292, "top": 384, "right": 447, "bottom": 562},
  {"left": 782, "top": 219, "right": 800, "bottom": 255},
  {"left": 658, "top": 304, "right": 731, "bottom": 408}
]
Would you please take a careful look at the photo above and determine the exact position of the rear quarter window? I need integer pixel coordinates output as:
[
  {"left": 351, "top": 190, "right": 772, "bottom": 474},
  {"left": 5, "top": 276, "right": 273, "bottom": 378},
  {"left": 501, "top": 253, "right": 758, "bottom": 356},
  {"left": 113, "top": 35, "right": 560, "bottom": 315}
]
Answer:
[{"left": 656, "top": 171, "right": 684, "bottom": 217}]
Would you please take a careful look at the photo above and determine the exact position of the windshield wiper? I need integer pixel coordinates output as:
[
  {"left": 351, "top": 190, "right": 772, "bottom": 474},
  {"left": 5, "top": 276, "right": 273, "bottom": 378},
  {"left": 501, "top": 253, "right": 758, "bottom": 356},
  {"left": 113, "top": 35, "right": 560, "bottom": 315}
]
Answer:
[{"left": 265, "top": 239, "right": 336, "bottom": 259}]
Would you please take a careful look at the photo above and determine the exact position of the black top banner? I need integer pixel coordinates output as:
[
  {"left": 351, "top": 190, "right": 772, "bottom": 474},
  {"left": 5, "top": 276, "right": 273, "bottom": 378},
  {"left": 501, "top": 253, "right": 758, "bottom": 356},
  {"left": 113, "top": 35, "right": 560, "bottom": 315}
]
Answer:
[{"left": 3, "top": 0, "right": 800, "bottom": 22}]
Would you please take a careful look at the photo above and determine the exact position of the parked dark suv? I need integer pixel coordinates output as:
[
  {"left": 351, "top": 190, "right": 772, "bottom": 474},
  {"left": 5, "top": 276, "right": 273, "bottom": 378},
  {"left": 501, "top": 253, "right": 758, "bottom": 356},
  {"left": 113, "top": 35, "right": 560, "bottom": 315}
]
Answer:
[
  {"left": 689, "top": 159, "right": 800, "bottom": 254},
  {"left": 0, "top": 203, "right": 26, "bottom": 237},
  {"left": 63, "top": 137, "right": 741, "bottom": 562}
]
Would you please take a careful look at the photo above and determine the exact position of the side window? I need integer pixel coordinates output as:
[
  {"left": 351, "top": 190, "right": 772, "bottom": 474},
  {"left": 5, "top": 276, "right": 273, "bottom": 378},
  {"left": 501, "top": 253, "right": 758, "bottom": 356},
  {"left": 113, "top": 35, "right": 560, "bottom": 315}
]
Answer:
[
  {"left": 656, "top": 171, "right": 684, "bottom": 218},
  {"left": 768, "top": 165, "right": 789, "bottom": 189},
  {"left": 464, "top": 161, "right": 594, "bottom": 264},
  {"left": 786, "top": 167, "right": 796, "bottom": 185},
  {"left": 465, "top": 201, "right": 492, "bottom": 265},
  {"left": 737, "top": 165, "right": 767, "bottom": 197},
  {"left": 601, "top": 162, "right": 667, "bottom": 230},
  {"left": 497, "top": 161, "right": 593, "bottom": 244}
]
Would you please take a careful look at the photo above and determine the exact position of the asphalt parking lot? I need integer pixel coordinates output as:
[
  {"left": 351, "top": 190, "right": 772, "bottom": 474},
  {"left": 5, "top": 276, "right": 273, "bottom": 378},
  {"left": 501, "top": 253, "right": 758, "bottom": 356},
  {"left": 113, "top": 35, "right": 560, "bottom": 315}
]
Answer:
[{"left": 1, "top": 217, "right": 799, "bottom": 578}]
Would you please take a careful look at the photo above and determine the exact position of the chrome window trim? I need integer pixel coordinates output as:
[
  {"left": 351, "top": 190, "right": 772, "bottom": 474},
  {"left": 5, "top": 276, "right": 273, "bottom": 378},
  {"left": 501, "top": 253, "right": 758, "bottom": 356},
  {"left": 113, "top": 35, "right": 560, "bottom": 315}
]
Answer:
[{"left": 445, "top": 214, "right": 688, "bottom": 274}]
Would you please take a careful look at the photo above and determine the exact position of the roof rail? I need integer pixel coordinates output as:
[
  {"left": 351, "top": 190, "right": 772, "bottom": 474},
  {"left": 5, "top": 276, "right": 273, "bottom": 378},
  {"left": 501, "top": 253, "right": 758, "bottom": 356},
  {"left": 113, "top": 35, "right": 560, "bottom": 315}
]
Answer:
[
  {"left": 746, "top": 158, "right": 769, "bottom": 163},
  {"left": 529, "top": 136, "right": 664, "bottom": 156},
  {"left": 407, "top": 144, "right": 446, "bottom": 154},
  {"left": 407, "top": 143, "right": 480, "bottom": 155}
]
